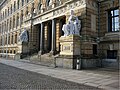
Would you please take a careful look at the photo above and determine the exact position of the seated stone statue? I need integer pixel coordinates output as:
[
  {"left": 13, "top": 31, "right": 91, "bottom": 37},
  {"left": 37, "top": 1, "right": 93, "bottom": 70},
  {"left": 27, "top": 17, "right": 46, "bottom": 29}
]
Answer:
[
  {"left": 62, "top": 9, "right": 81, "bottom": 36},
  {"left": 19, "top": 29, "right": 28, "bottom": 43}
]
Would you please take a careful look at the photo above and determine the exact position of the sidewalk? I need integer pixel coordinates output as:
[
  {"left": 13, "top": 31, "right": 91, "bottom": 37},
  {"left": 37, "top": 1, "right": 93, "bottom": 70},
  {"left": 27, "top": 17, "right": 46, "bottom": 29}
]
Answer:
[{"left": 0, "top": 58, "right": 119, "bottom": 90}]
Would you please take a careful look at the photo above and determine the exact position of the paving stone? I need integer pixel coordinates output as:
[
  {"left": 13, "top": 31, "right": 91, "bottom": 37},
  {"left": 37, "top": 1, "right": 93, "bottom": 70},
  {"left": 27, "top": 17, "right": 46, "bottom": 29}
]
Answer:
[
  {"left": 0, "top": 59, "right": 119, "bottom": 90},
  {"left": 0, "top": 63, "right": 101, "bottom": 90}
]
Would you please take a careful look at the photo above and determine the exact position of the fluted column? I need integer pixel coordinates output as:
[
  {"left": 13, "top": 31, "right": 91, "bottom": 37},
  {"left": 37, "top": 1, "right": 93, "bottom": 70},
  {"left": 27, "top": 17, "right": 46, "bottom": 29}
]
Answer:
[{"left": 50, "top": 18, "right": 56, "bottom": 55}]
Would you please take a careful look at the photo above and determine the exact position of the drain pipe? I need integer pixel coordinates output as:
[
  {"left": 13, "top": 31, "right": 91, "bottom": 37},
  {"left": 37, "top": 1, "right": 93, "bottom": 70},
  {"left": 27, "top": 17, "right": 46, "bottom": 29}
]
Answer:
[
  {"left": 98, "top": 0, "right": 100, "bottom": 38},
  {"left": 97, "top": 0, "right": 102, "bottom": 67}
]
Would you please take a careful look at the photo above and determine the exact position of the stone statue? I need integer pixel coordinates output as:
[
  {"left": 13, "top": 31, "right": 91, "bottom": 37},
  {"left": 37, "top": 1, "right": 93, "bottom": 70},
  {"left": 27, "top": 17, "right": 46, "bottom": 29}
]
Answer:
[
  {"left": 19, "top": 29, "right": 28, "bottom": 43},
  {"left": 62, "top": 9, "right": 81, "bottom": 36}
]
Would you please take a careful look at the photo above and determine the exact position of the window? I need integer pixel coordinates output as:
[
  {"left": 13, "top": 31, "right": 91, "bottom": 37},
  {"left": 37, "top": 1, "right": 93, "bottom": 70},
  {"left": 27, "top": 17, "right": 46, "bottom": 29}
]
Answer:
[
  {"left": 8, "top": 7, "right": 9, "bottom": 16},
  {"left": 108, "top": 8, "right": 119, "bottom": 32},
  {"left": 11, "top": 34, "right": 13, "bottom": 44},
  {"left": 38, "top": 3, "right": 42, "bottom": 10},
  {"left": 5, "top": 9, "right": 7, "bottom": 17},
  {"left": 107, "top": 50, "right": 117, "bottom": 59},
  {"left": 15, "top": 33, "right": 17, "bottom": 43},
  {"left": 93, "top": 44, "right": 97, "bottom": 55},
  {"left": 14, "top": 1, "right": 16, "bottom": 12},
  {"left": 10, "top": 19, "right": 12, "bottom": 29},
  {"left": 22, "top": 0, "right": 24, "bottom": 6},
  {"left": 3, "top": 11, "right": 4, "bottom": 19},
  {"left": 16, "top": 14, "right": 19, "bottom": 27},
  {"left": 8, "top": 35, "right": 10, "bottom": 44},
  {"left": 21, "top": 10, "right": 23, "bottom": 24},
  {"left": 13, "top": 16, "right": 15, "bottom": 28},
  {"left": 11, "top": 4, "right": 12, "bottom": 14},
  {"left": 46, "top": 0, "right": 50, "bottom": 6},
  {"left": 17, "top": 0, "right": 20, "bottom": 9}
]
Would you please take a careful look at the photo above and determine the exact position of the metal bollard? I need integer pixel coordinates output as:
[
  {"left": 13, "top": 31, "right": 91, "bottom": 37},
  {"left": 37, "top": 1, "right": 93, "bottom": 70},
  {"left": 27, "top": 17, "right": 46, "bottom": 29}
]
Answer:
[{"left": 76, "top": 58, "right": 81, "bottom": 70}]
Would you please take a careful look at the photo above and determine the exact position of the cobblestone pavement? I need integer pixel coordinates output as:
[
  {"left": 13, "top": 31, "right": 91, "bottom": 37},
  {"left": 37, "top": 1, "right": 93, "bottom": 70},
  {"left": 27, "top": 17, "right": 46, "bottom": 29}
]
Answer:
[{"left": 0, "top": 63, "right": 102, "bottom": 90}]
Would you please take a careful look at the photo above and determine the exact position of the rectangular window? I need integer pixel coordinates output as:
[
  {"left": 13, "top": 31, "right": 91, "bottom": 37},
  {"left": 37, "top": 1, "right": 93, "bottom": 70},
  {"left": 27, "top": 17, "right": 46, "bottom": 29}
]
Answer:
[
  {"left": 93, "top": 44, "right": 97, "bottom": 55},
  {"left": 107, "top": 50, "right": 117, "bottom": 59},
  {"left": 108, "top": 8, "right": 119, "bottom": 32}
]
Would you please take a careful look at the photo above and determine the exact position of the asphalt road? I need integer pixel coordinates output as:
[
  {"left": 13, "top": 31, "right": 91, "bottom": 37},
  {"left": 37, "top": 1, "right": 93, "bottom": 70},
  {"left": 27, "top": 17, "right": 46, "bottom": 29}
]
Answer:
[{"left": 0, "top": 63, "right": 102, "bottom": 90}]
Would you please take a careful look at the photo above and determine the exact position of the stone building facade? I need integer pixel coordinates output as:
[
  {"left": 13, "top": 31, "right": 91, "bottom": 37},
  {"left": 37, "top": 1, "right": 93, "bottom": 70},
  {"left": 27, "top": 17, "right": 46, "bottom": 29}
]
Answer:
[{"left": 0, "top": 0, "right": 119, "bottom": 69}]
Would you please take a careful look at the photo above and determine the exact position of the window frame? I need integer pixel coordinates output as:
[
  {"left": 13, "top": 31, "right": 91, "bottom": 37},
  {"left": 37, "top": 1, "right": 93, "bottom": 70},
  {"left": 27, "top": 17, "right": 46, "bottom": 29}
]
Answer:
[
  {"left": 108, "top": 8, "right": 119, "bottom": 32},
  {"left": 107, "top": 50, "right": 117, "bottom": 59}
]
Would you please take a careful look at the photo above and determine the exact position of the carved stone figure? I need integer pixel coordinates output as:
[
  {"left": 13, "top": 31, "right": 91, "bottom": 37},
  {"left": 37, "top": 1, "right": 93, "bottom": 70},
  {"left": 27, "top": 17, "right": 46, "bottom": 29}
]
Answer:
[
  {"left": 19, "top": 29, "right": 28, "bottom": 43},
  {"left": 62, "top": 9, "right": 81, "bottom": 36}
]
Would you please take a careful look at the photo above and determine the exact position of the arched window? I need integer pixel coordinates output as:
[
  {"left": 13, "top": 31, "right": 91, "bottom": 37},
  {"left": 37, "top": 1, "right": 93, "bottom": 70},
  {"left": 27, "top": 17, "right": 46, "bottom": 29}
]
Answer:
[
  {"left": 37, "top": 0, "right": 42, "bottom": 10},
  {"left": 8, "top": 7, "right": 9, "bottom": 16},
  {"left": 22, "top": 0, "right": 24, "bottom": 6},
  {"left": 11, "top": 4, "right": 12, "bottom": 14},
  {"left": 14, "top": 1, "right": 16, "bottom": 12},
  {"left": 46, "top": 0, "right": 50, "bottom": 6}
]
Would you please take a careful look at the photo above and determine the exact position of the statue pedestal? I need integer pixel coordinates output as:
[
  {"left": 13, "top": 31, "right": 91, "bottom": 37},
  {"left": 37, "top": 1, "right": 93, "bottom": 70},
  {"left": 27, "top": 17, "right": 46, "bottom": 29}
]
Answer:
[
  {"left": 60, "top": 35, "right": 81, "bottom": 57},
  {"left": 15, "top": 42, "right": 29, "bottom": 60},
  {"left": 56, "top": 35, "right": 81, "bottom": 69}
]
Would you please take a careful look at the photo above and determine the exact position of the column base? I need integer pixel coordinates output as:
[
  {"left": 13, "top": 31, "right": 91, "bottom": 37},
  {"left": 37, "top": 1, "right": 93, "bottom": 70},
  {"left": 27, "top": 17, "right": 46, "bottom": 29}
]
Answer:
[
  {"left": 50, "top": 50, "right": 56, "bottom": 55},
  {"left": 38, "top": 50, "right": 44, "bottom": 55}
]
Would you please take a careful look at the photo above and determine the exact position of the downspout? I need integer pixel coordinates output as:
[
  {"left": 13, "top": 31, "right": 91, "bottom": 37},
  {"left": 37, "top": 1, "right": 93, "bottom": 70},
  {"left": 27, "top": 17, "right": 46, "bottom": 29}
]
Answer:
[
  {"left": 97, "top": 0, "right": 101, "bottom": 67},
  {"left": 98, "top": 0, "right": 100, "bottom": 38}
]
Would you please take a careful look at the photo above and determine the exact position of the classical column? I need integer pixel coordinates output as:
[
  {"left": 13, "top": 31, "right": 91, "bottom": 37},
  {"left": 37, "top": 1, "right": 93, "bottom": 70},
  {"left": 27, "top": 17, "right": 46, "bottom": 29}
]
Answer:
[
  {"left": 50, "top": 18, "right": 56, "bottom": 55},
  {"left": 39, "top": 22, "right": 44, "bottom": 54}
]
